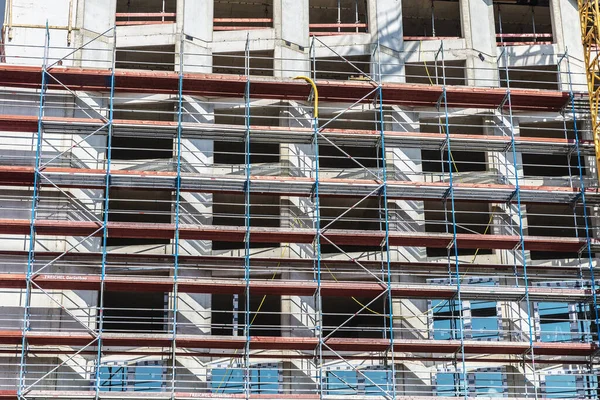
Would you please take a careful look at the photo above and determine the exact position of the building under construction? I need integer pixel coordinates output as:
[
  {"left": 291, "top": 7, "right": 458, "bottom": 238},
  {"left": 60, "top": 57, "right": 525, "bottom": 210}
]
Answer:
[{"left": 0, "top": 0, "right": 599, "bottom": 398}]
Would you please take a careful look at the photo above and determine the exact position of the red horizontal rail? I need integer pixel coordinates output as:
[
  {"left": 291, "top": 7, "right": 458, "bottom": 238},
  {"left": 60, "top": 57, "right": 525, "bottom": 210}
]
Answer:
[
  {"left": 0, "top": 249, "right": 575, "bottom": 273},
  {"left": 0, "top": 330, "right": 595, "bottom": 355},
  {"left": 115, "top": 12, "right": 176, "bottom": 18},
  {"left": 213, "top": 26, "right": 270, "bottom": 31},
  {"left": 496, "top": 33, "right": 553, "bottom": 38},
  {"left": 214, "top": 18, "right": 273, "bottom": 23},
  {"left": 498, "top": 42, "right": 553, "bottom": 47},
  {"left": 1, "top": 114, "right": 589, "bottom": 150},
  {"left": 0, "top": 65, "right": 571, "bottom": 110},
  {"left": 0, "top": 273, "right": 592, "bottom": 301},
  {"left": 0, "top": 165, "right": 591, "bottom": 205},
  {"left": 116, "top": 21, "right": 174, "bottom": 26},
  {"left": 309, "top": 23, "right": 367, "bottom": 28},
  {"left": 0, "top": 218, "right": 590, "bottom": 252},
  {"left": 403, "top": 36, "right": 461, "bottom": 41}
]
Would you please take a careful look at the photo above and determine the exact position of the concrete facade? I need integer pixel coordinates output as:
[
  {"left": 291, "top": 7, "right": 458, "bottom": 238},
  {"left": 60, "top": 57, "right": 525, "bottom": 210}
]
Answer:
[{"left": 0, "top": 0, "right": 598, "bottom": 398}]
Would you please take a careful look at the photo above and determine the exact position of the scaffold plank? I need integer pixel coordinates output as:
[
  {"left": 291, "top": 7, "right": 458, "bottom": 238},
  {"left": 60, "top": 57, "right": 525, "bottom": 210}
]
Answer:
[
  {"left": 0, "top": 65, "right": 571, "bottom": 110},
  {"left": 0, "top": 166, "right": 594, "bottom": 204},
  {"left": 0, "top": 219, "right": 593, "bottom": 252},
  {"left": 0, "top": 330, "right": 595, "bottom": 356},
  {"left": 0, "top": 114, "right": 591, "bottom": 156},
  {"left": 0, "top": 273, "right": 592, "bottom": 301}
]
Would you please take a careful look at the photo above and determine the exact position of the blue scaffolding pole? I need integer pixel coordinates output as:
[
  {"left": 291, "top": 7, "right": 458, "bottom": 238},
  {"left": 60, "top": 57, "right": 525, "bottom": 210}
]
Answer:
[
  {"left": 375, "top": 40, "right": 397, "bottom": 400},
  {"left": 171, "top": 32, "right": 185, "bottom": 397},
  {"left": 308, "top": 35, "right": 324, "bottom": 400},
  {"left": 93, "top": 25, "right": 117, "bottom": 400},
  {"left": 562, "top": 52, "right": 600, "bottom": 382},
  {"left": 437, "top": 41, "right": 468, "bottom": 399},
  {"left": 18, "top": 21, "right": 50, "bottom": 400},
  {"left": 498, "top": 45, "right": 538, "bottom": 399},
  {"left": 243, "top": 35, "right": 252, "bottom": 400}
]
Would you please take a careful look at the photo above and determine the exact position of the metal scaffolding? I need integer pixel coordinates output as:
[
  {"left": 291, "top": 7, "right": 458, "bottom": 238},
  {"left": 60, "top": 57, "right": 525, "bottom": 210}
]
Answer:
[{"left": 0, "top": 14, "right": 599, "bottom": 400}]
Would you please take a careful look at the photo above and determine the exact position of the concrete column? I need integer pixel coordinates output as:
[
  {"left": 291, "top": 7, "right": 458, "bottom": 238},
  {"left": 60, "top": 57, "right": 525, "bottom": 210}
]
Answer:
[
  {"left": 387, "top": 106, "right": 426, "bottom": 263},
  {"left": 460, "top": 0, "right": 498, "bottom": 87},
  {"left": 179, "top": 97, "right": 214, "bottom": 256},
  {"left": 550, "top": 0, "right": 587, "bottom": 90},
  {"left": 273, "top": 0, "right": 310, "bottom": 78},
  {"left": 370, "top": 0, "right": 404, "bottom": 82},
  {"left": 78, "top": 0, "right": 117, "bottom": 68},
  {"left": 178, "top": 0, "right": 213, "bottom": 74}
]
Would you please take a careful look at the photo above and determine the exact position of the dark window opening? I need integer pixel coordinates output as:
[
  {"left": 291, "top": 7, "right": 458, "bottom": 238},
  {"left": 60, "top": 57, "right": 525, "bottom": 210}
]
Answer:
[
  {"left": 102, "top": 291, "right": 166, "bottom": 332},
  {"left": 322, "top": 296, "right": 386, "bottom": 338},
  {"left": 500, "top": 65, "right": 559, "bottom": 90},
  {"left": 405, "top": 61, "right": 466, "bottom": 86},
  {"left": 212, "top": 293, "right": 281, "bottom": 336},
  {"left": 213, "top": 50, "right": 274, "bottom": 76},
  {"left": 213, "top": 0, "right": 273, "bottom": 31},
  {"left": 319, "top": 144, "right": 380, "bottom": 169},
  {"left": 319, "top": 197, "right": 384, "bottom": 254},
  {"left": 107, "top": 188, "right": 172, "bottom": 247},
  {"left": 425, "top": 201, "right": 492, "bottom": 257},
  {"left": 315, "top": 56, "right": 371, "bottom": 81},
  {"left": 402, "top": 0, "right": 461, "bottom": 38},
  {"left": 309, "top": 0, "right": 368, "bottom": 35},
  {"left": 213, "top": 141, "right": 280, "bottom": 165},
  {"left": 520, "top": 121, "right": 587, "bottom": 177},
  {"left": 116, "top": 0, "right": 176, "bottom": 26},
  {"left": 212, "top": 193, "right": 280, "bottom": 250},
  {"left": 494, "top": 2, "right": 552, "bottom": 46},
  {"left": 527, "top": 204, "right": 593, "bottom": 260},
  {"left": 116, "top": 45, "right": 175, "bottom": 71}
]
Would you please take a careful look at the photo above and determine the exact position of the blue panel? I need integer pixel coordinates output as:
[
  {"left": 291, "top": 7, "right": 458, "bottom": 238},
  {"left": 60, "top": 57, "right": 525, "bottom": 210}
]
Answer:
[
  {"left": 211, "top": 368, "right": 244, "bottom": 394},
  {"left": 98, "top": 366, "right": 126, "bottom": 392},
  {"left": 472, "top": 316, "right": 500, "bottom": 339},
  {"left": 433, "top": 318, "right": 454, "bottom": 340},
  {"left": 133, "top": 365, "right": 163, "bottom": 392},
  {"left": 545, "top": 374, "right": 578, "bottom": 398},
  {"left": 475, "top": 371, "right": 504, "bottom": 397},
  {"left": 363, "top": 370, "right": 390, "bottom": 395},
  {"left": 326, "top": 370, "right": 357, "bottom": 395},
  {"left": 252, "top": 368, "right": 279, "bottom": 394},
  {"left": 436, "top": 372, "right": 465, "bottom": 397}
]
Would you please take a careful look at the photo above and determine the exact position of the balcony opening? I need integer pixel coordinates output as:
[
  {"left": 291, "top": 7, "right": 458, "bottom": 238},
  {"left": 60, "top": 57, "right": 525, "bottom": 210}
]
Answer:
[
  {"left": 213, "top": 105, "right": 281, "bottom": 165},
  {"left": 112, "top": 102, "right": 175, "bottom": 160},
  {"left": 309, "top": 0, "right": 368, "bottom": 36},
  {"left": 425, "top": 201, "right": 493, "bottom": 258},
  {"left": 405, "top": 60, "right": 466, "bottom": 86},
  {"left": 101, "top": 291, "right": 166, "bottom": 332},
  {"left": 214, "top": 0, "right": 273, "bottom": 31},
  {"left": 494, "top": 1, "right": 552, "bottom": 46},
  {"left": 115, "top": 45, "right": 175, "bottom": 71},
  {"left": 116, "top": 0, "right": 176, "bottom": 26},
  {"left": 421, "top": 115, "right": 486, "bottom": 177},
  {"left": 500, "top": 65, "right": 559, "bottom": 90},
  {"left": 107, "top": 188, "right": 173, "bottom": 247},
  {"left": 213, "top": 50, "right": 274, "bottom": 76},
  {"left": 212, "top": 293, "right": 281, "bottom": 336},
  {"left": 322, "top": 295, "right": 386, "bottom": 338},
  {"left": 402, "top": 0, "right": 461, "bottom": 40},
  {"left": 315, "top": 55, "right": 371, "bottom": 80},
  {"left": 212, "top": 193, "right": 280, "bottom": 251},
  {"left": 526, "top": 204, "right": 592, "bottom": 260},
  {"left": 520, "top": 120, "right": 587, "bottom": 178},
  {"left": 319, "top": 197, "right": 384, "bottom": 254}
]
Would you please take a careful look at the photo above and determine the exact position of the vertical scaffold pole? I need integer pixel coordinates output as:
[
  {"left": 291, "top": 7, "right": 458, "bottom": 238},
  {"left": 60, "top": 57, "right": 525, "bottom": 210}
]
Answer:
[
  {"left": 18, "top": 21, "right": 50, "bottom": 399},
  {"left": 500, "top": 40, "right": 538, "bottom": 400},
  {"left": 243, "top": 34, "right": 251, "bottom": 400},
  {"left": 375, "top": 40, "right": 397, "bottom": 399},
  {"left": 564, "top": 53, "right": 600, "bottom": 351},
  {"left": 171, "top": 31, "right": 185, "bottom": 397},
  {"left": 94, "top": 25, "right": 117, "bottom": 400},
  {"left": 438, "top": 41, "right": 467, "bottom": 398},
  {"left": 308, "top": 35, "right": 324, "bottom": 400}
]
